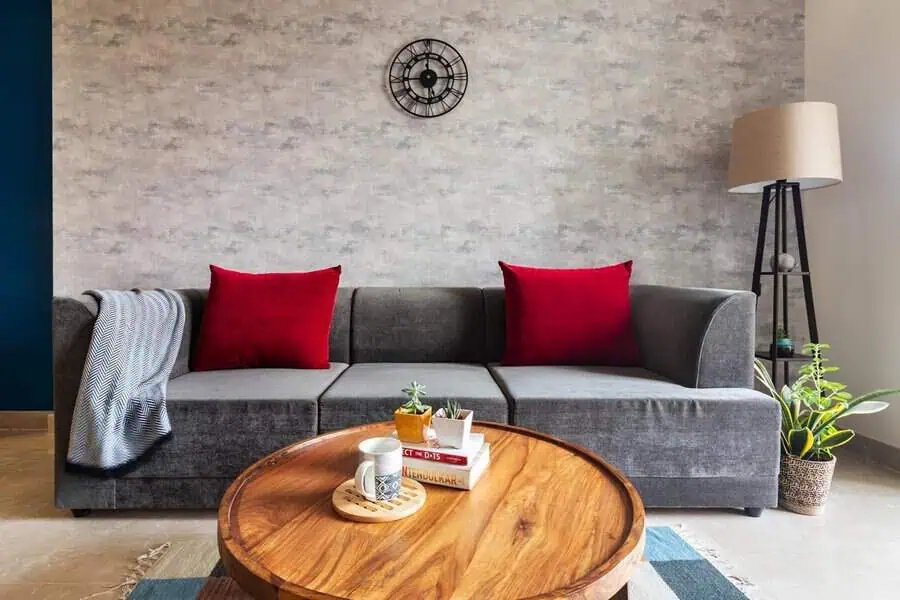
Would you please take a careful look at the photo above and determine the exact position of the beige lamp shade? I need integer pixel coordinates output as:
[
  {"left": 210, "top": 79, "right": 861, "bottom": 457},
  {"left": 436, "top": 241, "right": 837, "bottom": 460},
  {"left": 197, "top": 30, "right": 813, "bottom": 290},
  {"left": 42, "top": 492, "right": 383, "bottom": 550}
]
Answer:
[{"left": 727, "top": 101, "right": 843, "bottom": 194}]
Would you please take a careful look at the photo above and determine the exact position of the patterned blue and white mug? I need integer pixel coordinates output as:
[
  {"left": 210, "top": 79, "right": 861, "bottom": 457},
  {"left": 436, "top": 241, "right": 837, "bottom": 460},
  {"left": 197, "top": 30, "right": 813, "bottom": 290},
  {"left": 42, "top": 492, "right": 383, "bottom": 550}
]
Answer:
[{"left": 355, "top": 437, "right": 402, "bottom": 502}]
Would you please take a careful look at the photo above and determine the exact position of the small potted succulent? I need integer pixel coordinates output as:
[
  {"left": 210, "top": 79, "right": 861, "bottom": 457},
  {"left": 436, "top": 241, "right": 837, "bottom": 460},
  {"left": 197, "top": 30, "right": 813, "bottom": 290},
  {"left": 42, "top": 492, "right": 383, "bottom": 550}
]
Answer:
[
  {"left": 395, "top": 381, "right": 432, "bottom": 443},
  {"left": 773, "top": 326, "right": 794, "bottom": 357},
  {"left": 432, "top": 399, "right": 474, "bottom": 449},
  {"left": 755, "top": 343, "right": 899, "bottom": 515}
]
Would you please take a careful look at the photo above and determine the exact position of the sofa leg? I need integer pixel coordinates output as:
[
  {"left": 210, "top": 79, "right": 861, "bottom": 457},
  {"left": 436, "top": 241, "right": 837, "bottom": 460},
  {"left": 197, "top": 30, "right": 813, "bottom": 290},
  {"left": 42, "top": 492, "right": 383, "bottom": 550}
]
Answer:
[
  {"left": 71, "top": 509, "right": 92, "bottom": 518},
  {"left": 744, "top": 507, "right": 764, "bottom": 518}
]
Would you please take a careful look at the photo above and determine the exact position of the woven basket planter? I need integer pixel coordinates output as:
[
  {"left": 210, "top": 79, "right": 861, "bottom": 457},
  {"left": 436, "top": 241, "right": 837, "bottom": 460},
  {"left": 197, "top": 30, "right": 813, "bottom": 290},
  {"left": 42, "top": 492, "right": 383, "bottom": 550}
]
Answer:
[{"left": 778, "top": 454, "right": 837, "bottom": 516}]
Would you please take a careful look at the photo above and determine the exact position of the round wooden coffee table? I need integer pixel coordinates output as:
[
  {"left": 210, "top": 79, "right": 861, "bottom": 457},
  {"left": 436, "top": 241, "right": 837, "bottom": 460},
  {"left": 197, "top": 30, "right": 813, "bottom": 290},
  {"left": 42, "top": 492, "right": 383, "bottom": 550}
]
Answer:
[{"left": 218, "top": 422, "right": 645, "bottom": 600}]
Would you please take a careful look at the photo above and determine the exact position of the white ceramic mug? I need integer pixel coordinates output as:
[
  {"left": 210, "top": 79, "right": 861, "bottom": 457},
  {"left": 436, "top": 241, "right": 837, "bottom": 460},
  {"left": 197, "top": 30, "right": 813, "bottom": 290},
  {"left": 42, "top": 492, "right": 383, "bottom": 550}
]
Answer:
[{"left": 355, "top": 437, "right": 403, "bottom": 502}]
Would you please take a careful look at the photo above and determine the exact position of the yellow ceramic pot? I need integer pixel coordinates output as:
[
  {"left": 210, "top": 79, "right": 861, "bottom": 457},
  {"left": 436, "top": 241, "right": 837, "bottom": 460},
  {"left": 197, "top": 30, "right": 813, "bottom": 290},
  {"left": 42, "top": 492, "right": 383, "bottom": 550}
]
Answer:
[{"left": 394, "top": 406, "right": 432, "bottom": 443}]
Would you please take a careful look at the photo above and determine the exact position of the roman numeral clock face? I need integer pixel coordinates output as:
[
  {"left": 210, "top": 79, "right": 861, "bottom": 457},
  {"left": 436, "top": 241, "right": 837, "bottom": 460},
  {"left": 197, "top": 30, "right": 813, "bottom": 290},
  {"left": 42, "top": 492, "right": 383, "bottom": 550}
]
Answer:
[{"left": 389, "top": 38, "right": 468, "bottom": 118}]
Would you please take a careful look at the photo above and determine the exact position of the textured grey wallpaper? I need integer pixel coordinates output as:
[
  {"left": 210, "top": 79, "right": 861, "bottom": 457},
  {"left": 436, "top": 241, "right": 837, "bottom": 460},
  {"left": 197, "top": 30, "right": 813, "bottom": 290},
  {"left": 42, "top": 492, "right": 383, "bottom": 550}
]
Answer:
[{"left": 53, "top": 0, "right": 804, "bottom": 296}]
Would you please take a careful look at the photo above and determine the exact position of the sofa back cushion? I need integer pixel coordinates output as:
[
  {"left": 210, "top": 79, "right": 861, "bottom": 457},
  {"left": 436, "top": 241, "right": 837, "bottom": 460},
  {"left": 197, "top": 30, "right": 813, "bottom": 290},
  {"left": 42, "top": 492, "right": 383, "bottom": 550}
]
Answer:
[
  {"left": 351, "top": 287, "right": 486, "bottom": 363},
  {"left": 330, "top": 288, "right": 353, "bottom": 363},
  {"left": 172, "top": 289, "right": 206, "bottom": 378},
  {"left": 172, "top": 286, "right": 352, "bottom": 375},
  {"left": 483, "top": 287, "right": 506, "bottom": 364}
]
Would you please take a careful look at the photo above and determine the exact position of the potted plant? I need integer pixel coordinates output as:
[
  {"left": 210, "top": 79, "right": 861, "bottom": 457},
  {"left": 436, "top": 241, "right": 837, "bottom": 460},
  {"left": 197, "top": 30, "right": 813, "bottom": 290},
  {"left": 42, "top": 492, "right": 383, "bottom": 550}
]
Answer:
[
  {"left": 754, "top": 343, "right": 899, "bottom": 515},
  {"left": 432, "top": 400, "right": 474, "bottom": 449},
  {"left": 773, "top": 326, "right": 794, "bottom": 357},
  {"left": 395, "top": 381, "right": 433, "bottom": 443}
]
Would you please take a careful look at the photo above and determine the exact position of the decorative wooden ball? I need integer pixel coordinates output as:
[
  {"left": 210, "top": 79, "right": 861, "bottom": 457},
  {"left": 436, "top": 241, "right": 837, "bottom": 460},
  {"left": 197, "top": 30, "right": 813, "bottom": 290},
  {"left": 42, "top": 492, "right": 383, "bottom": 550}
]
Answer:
[{"left": 770, "top": 253, "right": 796, "bottom": 272}]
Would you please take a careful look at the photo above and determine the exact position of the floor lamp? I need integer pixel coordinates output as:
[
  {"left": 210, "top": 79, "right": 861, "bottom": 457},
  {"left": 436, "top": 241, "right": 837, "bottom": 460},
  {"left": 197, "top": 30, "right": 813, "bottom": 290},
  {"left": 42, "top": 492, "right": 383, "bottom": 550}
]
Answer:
[{"left": 727, "top": 102, "right": 843, "bottom": 386}]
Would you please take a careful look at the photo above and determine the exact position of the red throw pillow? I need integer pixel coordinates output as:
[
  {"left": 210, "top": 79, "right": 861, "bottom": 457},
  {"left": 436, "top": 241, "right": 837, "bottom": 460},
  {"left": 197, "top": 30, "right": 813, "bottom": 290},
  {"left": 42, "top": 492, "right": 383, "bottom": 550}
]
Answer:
[
  {"left": 499, "top": 261, "right": 639, "bottom": 366},
  {"left": 192, "top": 265, "right": 341, "bottom": 371}
]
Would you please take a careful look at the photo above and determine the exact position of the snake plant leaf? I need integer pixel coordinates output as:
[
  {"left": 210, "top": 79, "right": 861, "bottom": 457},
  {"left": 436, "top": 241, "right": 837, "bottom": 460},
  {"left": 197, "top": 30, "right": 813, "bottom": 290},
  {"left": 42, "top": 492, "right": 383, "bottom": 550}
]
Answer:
[
  {"left": 813, "top": 389, "right": 900, "bottom": 435},
  {"left": 786, "top": 386, "right": 802, "bottom": 423},
  {"left": 807, "top": 409, "right": 832, "bottom": 433},
  {"left": 775, "top": 385, "right": 794, "bottom": 429},
  {"left": 778, "top": 398, "right": 795, "bottom": 432},
  {"left": 818, "top": 428, "right": 855, "bottom": 450},
  {"left": 837, "top": 400, "right": 890, "bottom": 418},
  {"left": 780, "top": 431, "right": 790, "bottom": 451},
  {"left": 754, "top": 361, "right": 779, "bottom": 398},
  {"left": 787, "top": 428, "right": 814, "bottom": 458}
]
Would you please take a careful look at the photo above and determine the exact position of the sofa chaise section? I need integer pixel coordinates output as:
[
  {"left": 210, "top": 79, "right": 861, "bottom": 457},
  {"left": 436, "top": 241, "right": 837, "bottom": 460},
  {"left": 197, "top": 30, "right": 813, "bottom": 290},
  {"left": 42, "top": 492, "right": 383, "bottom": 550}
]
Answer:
[{"left": 486, "top": 284, "right": 779, "bottom": 512}]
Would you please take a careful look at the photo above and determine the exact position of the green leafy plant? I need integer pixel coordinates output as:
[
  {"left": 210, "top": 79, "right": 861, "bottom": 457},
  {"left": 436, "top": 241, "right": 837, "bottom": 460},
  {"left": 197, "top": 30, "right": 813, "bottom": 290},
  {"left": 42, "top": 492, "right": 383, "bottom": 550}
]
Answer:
[
  {"left": 442, "top": 399, "right": 463, "bottom": 419},
  {"left": 775, "top": 326, "right": 789, "bottom": 340},
  {"left": 399, "top": 381, "right": 431, "bottom": 415},
  {"left": 754, "top": 343, "right": 899, "bottom": 461}
]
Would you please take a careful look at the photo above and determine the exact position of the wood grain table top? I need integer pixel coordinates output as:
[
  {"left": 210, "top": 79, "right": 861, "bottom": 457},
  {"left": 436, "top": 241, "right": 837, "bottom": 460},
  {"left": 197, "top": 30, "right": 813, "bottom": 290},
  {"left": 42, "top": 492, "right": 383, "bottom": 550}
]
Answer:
[{"left": 218, "top": 422, "right": 645, "bottom": 600}]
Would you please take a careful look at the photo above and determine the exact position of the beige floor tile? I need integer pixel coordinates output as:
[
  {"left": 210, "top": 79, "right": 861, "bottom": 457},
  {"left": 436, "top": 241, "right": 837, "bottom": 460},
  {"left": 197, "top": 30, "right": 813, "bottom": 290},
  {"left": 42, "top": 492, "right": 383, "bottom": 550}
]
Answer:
[
  {"left": 0, "top": 582, "right": 121, "bottom": 600},
  {"left": 0, "top": 527, "right": 169, "bottom": 585}
]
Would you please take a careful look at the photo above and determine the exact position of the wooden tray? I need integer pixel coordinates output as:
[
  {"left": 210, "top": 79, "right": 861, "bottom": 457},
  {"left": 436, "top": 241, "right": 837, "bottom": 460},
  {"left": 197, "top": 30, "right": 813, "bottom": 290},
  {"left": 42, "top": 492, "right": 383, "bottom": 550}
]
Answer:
[{"left": 331, "top": 477, "right": 426, "bottom": 523}]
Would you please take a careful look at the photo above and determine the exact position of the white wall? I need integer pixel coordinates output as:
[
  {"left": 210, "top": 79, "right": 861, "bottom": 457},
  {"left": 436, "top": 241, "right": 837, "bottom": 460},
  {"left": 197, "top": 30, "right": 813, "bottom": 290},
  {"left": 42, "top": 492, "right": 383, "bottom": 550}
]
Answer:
[{"left": 806, "top": 1, "right": 900, "bottom": 448}]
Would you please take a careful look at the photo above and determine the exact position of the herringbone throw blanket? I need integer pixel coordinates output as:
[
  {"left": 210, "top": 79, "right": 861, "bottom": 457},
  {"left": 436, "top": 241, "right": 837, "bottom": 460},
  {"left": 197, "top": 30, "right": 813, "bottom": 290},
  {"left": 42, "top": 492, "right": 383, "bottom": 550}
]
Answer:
[{"left": 67, "top": 289, "right": 185, "bottom": 475}]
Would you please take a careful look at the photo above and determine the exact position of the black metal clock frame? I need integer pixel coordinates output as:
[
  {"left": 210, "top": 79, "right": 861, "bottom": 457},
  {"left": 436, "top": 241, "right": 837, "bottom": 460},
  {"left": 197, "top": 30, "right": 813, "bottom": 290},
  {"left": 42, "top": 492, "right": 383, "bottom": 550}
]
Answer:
[
  {"left": 389, "top": 38, "right": 468, "bottom": 118},
  {"left": 752, "top": 179, "right": 819, "bottom": 387}
]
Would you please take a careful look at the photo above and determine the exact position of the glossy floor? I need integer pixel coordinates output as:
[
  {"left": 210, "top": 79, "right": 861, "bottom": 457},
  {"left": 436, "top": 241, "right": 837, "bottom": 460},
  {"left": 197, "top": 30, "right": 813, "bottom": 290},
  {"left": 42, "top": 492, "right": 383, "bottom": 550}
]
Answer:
[{"left": 2, "top": 430, "right": 899, "bottom": 599}]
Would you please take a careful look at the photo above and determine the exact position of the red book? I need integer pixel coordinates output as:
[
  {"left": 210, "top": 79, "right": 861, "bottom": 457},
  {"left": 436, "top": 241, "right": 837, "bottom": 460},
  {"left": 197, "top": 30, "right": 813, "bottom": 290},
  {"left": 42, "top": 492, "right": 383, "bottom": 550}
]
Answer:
[
  {"left": 402, "top": 448, "right": 468, "bottom": 466},
  {"left": 395, "top": 433, "right": 485, "bottom": 467}
]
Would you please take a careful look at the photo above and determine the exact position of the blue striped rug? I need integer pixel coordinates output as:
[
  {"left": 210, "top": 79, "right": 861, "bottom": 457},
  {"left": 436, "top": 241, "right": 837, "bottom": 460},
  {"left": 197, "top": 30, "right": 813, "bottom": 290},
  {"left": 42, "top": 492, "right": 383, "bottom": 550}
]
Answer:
[
  {"left": 631, "top": 527, "right": 761, "bottom": 600},
  {"left": 128, "top": 526, "right": 762, "bottom": 599}
]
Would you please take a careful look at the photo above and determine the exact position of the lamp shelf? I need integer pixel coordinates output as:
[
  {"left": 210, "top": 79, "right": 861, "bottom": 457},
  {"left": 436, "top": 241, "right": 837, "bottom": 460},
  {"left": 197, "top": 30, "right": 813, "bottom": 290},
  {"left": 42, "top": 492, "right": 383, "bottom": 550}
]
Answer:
[
  {"left": 759, "top": 271, "right": 810, "bottom": 276},
  {"left": 755, "top": 350, "right": 812, "bottom": 363}
]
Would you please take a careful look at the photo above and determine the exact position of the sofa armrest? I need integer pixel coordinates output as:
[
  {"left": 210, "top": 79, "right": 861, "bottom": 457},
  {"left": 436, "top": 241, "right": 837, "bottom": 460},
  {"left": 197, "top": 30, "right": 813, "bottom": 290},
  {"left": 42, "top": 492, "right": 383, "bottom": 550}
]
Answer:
[
  {"left": 52, "top": 296, "right": 98, "bottom": 471},
  {"left": 630, "top": 285, "right": 756, "bottom": 389}
]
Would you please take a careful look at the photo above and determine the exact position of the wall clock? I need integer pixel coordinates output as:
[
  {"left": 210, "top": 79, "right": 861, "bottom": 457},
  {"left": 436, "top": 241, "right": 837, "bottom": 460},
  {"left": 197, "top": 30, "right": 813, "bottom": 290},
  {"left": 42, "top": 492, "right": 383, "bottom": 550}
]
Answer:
[{"left": 389, "top": 38, "right": 468, "bottom": 118}]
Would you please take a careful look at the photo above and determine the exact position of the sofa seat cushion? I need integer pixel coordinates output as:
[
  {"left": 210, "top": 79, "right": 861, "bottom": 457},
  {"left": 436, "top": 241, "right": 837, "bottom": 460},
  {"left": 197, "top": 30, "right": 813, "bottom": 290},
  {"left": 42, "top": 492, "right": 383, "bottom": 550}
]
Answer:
[
  {"left": 489, "top": 365, "right": 779, "bottom": 479},
  {"left": 121, "top": 365, "right": 348, "bottom": 479},
  {"left": 319, "top": 363, "right": 509, "bottom": 432}
]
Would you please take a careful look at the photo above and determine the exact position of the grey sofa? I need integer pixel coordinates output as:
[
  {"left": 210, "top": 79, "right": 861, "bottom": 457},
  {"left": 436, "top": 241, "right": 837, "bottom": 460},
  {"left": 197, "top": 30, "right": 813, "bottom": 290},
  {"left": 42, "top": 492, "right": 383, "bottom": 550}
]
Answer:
[{"left": 53, "top": 285, "right": 780, "bottom": 516}]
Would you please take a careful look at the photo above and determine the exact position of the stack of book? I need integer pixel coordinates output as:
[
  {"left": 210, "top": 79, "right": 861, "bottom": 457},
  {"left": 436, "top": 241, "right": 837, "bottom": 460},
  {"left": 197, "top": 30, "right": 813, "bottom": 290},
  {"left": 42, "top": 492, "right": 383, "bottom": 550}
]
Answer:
[{"left": 397, "top": 433, "right": 491, "bottom": 490}]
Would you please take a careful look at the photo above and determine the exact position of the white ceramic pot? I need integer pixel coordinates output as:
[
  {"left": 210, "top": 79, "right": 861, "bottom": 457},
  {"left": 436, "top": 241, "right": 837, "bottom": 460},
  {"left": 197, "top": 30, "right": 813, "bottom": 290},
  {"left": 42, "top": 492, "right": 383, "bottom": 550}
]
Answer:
[{"left": 432, "top": 408, "right": 473, "bottom": 449}]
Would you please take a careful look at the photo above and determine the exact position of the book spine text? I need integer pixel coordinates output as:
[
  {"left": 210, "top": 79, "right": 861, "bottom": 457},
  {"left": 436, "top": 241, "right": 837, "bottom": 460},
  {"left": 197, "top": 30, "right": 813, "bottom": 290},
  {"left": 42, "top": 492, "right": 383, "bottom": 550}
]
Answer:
[
  {"left": 401, "top": 465, "right": 469, "bottom": 489},
  {"left": 402, "top": 448, "right": 468, "bottom": 466}
]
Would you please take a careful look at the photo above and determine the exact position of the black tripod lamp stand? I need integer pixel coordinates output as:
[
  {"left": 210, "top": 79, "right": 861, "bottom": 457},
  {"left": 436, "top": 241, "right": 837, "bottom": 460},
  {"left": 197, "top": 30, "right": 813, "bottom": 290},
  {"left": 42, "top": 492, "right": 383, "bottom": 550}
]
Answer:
[{"left": 727, "top": 102, "right": 843, "bottom": 386}]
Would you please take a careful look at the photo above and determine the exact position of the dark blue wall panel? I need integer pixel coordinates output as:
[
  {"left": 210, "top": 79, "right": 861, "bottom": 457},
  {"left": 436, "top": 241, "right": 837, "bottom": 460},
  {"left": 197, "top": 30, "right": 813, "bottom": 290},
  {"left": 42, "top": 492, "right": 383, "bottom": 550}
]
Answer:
[{"left": 0, "top": 3, "right": 52, "bottom": 410}]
